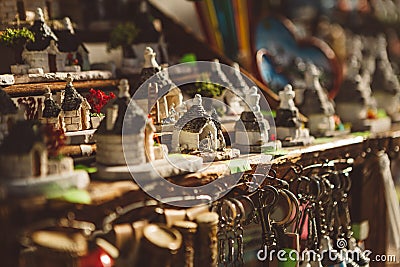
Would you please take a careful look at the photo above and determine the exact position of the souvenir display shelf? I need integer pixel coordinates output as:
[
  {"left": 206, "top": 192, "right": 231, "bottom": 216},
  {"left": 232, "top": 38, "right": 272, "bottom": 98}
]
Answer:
[{"left": 1, "top": 123, "right": 399, "bottom": 266}]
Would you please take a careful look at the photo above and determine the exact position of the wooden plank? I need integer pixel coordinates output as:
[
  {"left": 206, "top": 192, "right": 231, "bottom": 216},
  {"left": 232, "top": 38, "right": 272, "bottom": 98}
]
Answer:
[{"left": 2, "top": 79, "right": 119, "bottom": 97}]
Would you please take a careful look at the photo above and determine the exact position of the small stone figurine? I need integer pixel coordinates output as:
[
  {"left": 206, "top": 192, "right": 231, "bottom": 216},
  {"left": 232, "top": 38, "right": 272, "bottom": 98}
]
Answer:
[
  {"left": 225, "top": 62, "right": 248, "bottom": 114},
  {"left": 234, "top": 86, "right": 272, "bottom": 153},
  {"left": 371, "top": 35, "right": 400, "bottom": 121},
  {"left": 61, "top": 74, "right": 91, "bottom": 131},
  {"left": 298, "top": 63, "right": 335, "bottom": 136},
  {"left": 40, "top": 88, "right": 63, "bottom": 130},
  {"left": 276, "top": 84, "right": 314, "bottom": 146},
  {"left": 335, "top": 52, "right": 391, "bottom": 132}
]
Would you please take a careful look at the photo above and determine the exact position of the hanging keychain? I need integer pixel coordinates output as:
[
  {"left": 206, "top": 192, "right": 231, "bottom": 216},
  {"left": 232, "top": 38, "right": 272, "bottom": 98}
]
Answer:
[
  {"left": 336, "top": 169, "right": 370, "bottom": 267},
  {"left": 230, "top": 197, "right": 245, "bottom": 267},
  {"left": 291, "top": 174, "right": 323, "bottom": 267},
  {"left": 272, "top": 189, "right": 300, "bottom": 267},
  {"left": 255, "top": 185, "right": 279, "bottom": 267},
  {"left": 213, "top": 199, "right": 237, "bottom": 266}
]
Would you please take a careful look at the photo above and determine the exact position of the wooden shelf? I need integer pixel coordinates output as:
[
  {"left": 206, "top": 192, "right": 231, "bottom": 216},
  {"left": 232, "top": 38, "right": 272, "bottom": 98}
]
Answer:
[{"left": 3, "top": 79, "right": 119, "bottom": 97}]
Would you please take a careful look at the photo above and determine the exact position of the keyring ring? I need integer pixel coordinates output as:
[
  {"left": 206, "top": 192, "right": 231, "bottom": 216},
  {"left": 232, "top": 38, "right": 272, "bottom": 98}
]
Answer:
[
  {"left": 271, "top": 188, "right": 294, "bottom": 226},
  {"left": 237, "top": 195, "right": 258, "bottom": 225},
  {"left": 218, "top": 199, "right": 237, "bottom": 227},
  {"left": 280, "top": 188, "right": 300, "bottom": 227},
  {"left": 229, "top": 198, "right": 245, "bottom": 223},
  {"left": 258, "top": 185, "right": 279, "bottom": 208}
]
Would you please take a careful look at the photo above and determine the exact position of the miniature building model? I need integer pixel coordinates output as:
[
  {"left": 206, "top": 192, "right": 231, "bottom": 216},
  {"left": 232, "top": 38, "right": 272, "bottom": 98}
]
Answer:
[
  {"left": 61, "top": 74, "right": 90, "bottom": 131},
  {"left": 0, "top": 109, "right": 48, "bottom": 179},
  {"left": 276, "top": 84, "right": 314, "bottom": 146},
  {"left": 0, "top": 106, "right": 88, "bottom": 195},
  {"left": 371, "top": 35, "right": 400, "bottom": 120},
  {"left": 96, "top": 79, "right": 151, "bottom": 166},
  {"left": 17, "top": 8, "right": 61, "bottom": 74},
  {"left": 0, "top": 86, "right": 18, "bottom": 142},
  {"left": 171, "top": 94, "right": 225, "bottom": 153},
  {"left": 12, "top": 9, "right": 89, "bottom": 75},
  {"left": 40, "top": 88, "right": 62, "bottom": 129},
  {"left": 137, "top": 47, "right": 182, "bottom": 124},
  {"left": 234, "top": 86, "right": 271, "bottom": 153},
  {"left": 55, "top": 17, "right": 90, "bottom": 71},
  {"left": 298, "top": 64, "right": 335, "bottom": 136}
]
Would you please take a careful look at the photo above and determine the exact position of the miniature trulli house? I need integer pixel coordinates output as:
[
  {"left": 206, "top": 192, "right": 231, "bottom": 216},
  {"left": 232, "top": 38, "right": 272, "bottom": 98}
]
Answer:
[
  {"left": 0, "top": 86, "right": 18, "bottom": 142},
  {"left": 19, "top": 8, "right": 64, "bottom": 74},
  {"left": 40, "top": 88, "right": 63, "bottom": 129},
  {"left": 55, "top": 17, "right": 90, "bottom": 72},
  {"left": 171, "top": 94, "right": 225, "bottom": 153},
  {"left": 276, "top": 84, "right": 314, "bottom": 146},
  {"left": 137, "top": 47, "right": 182, "bottom": 124},
  {"left": 0, "top": 108, "right": 48, "bottom": 179},
  {"left": 61, "top": 74, "right": 90, "bottom": 131},
  {"left": 234, "top": 86, "right": 271, "bottom": 153},
  {"left": 0, "top": 106, "right": 90, "bottom": 195},
  {"left": 96, "top": 79, "right": 151, "bottom": 166}
]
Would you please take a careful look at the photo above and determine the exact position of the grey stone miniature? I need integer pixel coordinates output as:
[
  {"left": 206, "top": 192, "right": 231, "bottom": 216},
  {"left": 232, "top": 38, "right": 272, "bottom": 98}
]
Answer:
[
  {"left": 276, "top": 84, "right": 314, "bottom": 146},
  {"left": 298, "top": 63, "right": 335, "bottom": 136}
]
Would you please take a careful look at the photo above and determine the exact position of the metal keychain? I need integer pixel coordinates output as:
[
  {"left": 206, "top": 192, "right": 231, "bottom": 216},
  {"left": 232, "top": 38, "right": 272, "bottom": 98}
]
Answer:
[
  {"left": 230, "top": 197, "right": 245, "bottom": 267},
  {"left": 257, "top": 186, "right": 279, "bottom": 251}
]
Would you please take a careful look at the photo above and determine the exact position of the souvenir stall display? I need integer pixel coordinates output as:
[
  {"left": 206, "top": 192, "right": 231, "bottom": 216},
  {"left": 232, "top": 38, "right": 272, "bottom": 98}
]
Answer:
[{"left": 0, "top": 1, "right": 400, "bottom": 267}]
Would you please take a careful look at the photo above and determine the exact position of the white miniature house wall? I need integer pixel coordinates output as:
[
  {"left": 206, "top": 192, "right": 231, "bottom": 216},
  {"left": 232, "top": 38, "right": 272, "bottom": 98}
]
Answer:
[{"left": 172, "top": 94, "right": 224, "bottom": 153}]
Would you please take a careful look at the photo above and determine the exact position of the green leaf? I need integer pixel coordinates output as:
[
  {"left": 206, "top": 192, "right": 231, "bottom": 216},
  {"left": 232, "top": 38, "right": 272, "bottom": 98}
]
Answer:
[
  {"left": 108, "top": 22, "right": 139, "bottom": 51},
  {"left": 75, "top": 164, "right": 97, "bottom": 174},
  {"left": 51, "top": 189, "right": 91, "bottom": 204},
  {"left": 0, "top": 27, "right": 34, "bottom": 47}
]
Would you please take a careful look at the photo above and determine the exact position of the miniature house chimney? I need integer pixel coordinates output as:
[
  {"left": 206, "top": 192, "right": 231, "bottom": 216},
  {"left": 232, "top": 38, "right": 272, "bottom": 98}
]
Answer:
[
  {"left": 305, "top": 63, "right": 320, "bottom": 89},
  {"left": 44, "top": 87, "right": 52, "bottom": 100},
  {"left": 144, "top": 47, "right": 159, "bottom": 68},
  {"left": 193, "top": 94, "right": 202, "bottom": 106},
  {"left": 279, "top": 84, "right": 296, "bottom": 110},
  {"left": 118, "top": 79, "right": 130, "bottom": 98},
  {"left": 66, "top": 74, "right": 73, "bottom": 87},
  {"left": 35, "top": 7, "right": 45, "bottom": 22},
  {"left": 63, "top": 17, "right": 75, "bottom": 34},
  {"left": 245, "top": 86, "right": 260, "bottom": 113}
]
